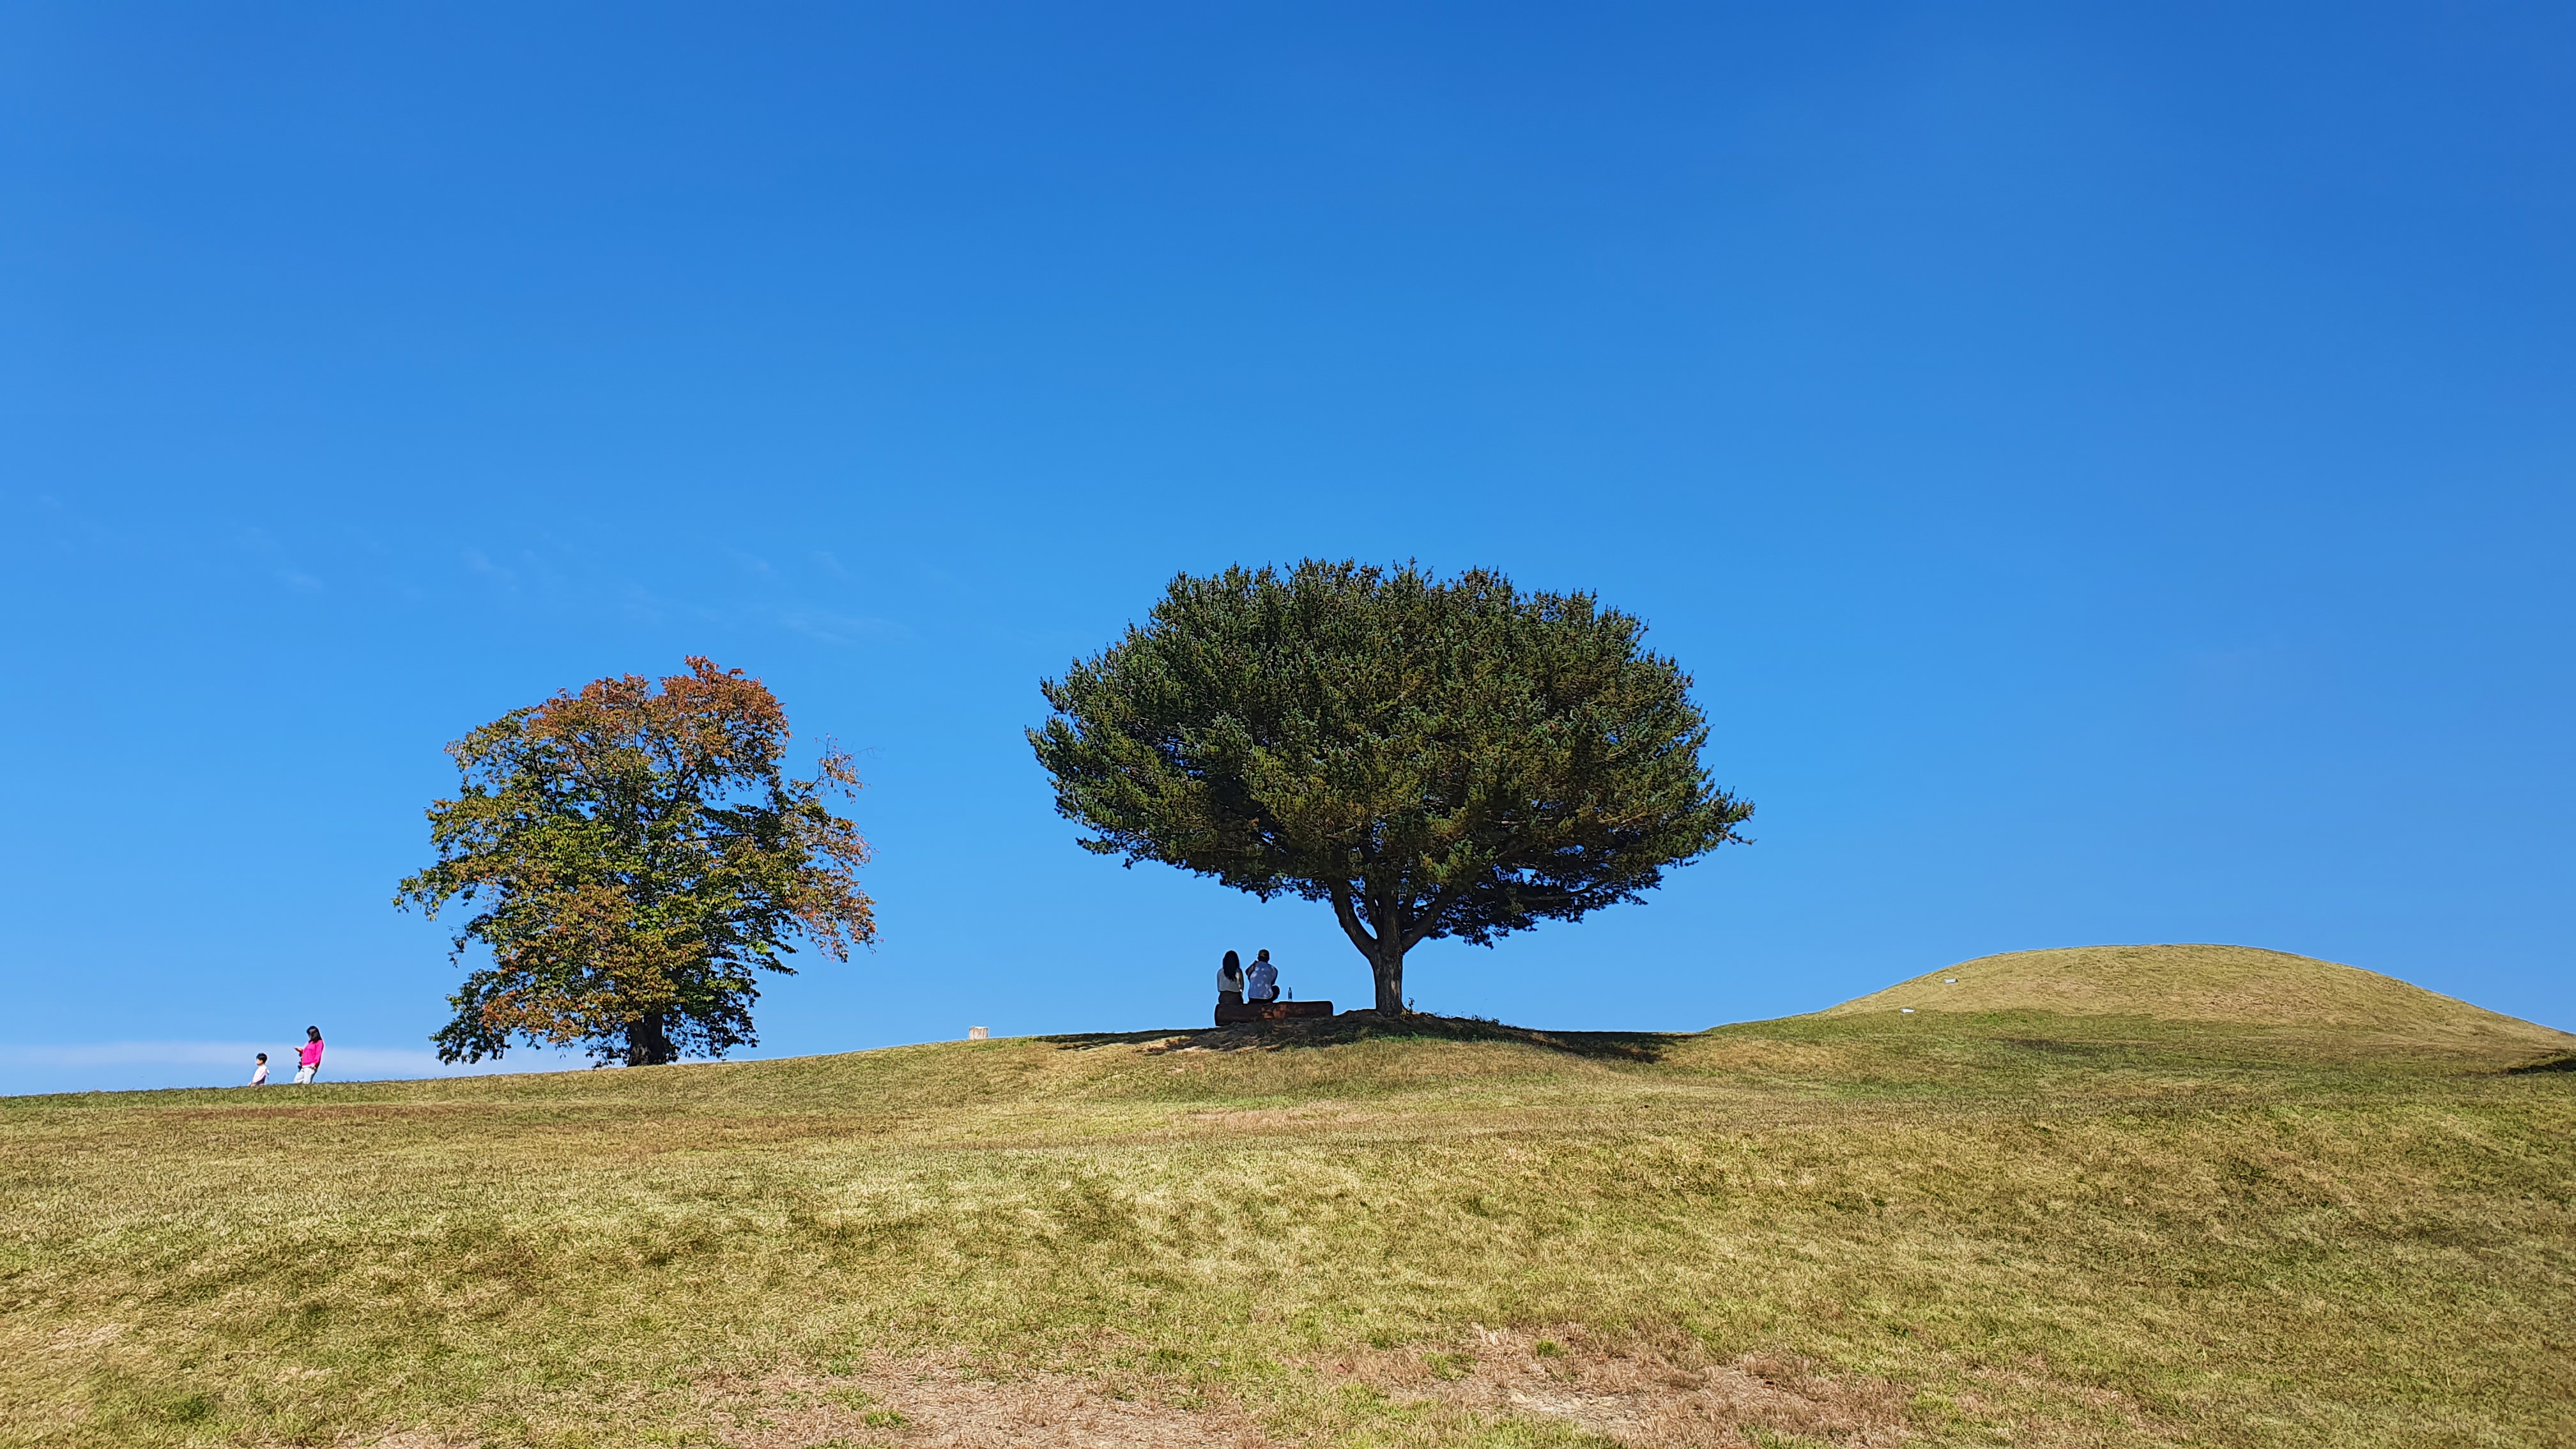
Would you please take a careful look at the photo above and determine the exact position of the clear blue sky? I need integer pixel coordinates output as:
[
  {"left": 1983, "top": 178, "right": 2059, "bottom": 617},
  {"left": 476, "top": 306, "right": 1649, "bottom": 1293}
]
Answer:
[{"left": 4, "top": 3, "right": 2569, "bottom": 1094}]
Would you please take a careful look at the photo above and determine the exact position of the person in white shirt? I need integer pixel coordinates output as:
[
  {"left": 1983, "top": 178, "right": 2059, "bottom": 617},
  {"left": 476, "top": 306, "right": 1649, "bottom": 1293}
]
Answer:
[
  {"left": 1245, "top": 949, "right": 1279, "bottom": 1002},
  {"left": 249, "top": 1052, "right": 270, "bottom": 1086},
  {"left": 1216, "top": 950, "right": 1246, "bottom": 1006}
]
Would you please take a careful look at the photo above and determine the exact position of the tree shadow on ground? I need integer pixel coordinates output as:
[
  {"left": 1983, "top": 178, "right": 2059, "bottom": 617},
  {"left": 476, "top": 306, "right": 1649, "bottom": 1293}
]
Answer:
[{"left": 1037, "top": 1010, "right": 1680, "bottom": 1063}]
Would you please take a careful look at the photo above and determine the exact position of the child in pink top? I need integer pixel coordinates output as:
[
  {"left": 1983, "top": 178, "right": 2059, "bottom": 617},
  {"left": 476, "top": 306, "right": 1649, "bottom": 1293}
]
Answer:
[
  {"left": 293, "top": 1027, "right": 323, "bottom": 1084},
  {"left": 250, "top": 1052, "right": 269, "bottom": 1085}
]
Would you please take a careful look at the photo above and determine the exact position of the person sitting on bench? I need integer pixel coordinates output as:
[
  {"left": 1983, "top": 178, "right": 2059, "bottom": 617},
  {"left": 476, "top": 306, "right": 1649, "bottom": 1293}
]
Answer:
[
  {"left": 1246, "top": 949, "right": 1279, "bottom": 1003},
  {"left": 1216, "top": 950, "right": 1246, "bottom": 1007}
]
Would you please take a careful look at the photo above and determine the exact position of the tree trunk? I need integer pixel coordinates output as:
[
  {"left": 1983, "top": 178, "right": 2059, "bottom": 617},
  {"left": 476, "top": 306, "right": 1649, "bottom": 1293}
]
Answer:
[
  {"left": 1372, "top": 939, "right": 1406, "bottom": 1013},
  {"left": 625, "top": 1012, "right": 673, "bottom": 1066},
  {"left": 1330, "top": 878, "right": 1413, "bottom": 1013}
]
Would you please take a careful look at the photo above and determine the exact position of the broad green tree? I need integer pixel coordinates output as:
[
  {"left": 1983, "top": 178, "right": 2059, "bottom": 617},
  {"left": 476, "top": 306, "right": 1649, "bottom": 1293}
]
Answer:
[
  {"left": 398, "top": 657, "right": 874, "bottom": 1066},
  {"left": 1031, "top": 561, "right": 1752, "bottom": 1012}
]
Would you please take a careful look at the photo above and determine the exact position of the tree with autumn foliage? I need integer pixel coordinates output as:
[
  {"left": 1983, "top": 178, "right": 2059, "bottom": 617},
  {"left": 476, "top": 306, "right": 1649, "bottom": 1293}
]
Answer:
[
  {"left": 397, "top": 657, "right": 874, "bottom": 1066},
  {"left": 1031, "top": 560, "right": 1752, "bottom": 1013}
]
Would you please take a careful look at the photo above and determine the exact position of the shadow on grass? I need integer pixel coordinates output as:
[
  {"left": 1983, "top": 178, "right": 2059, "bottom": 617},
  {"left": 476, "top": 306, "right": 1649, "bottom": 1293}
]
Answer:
[
  {"left": 1038, "top": 1010, "right": 1682, "bottom": 1063},
  {"left": 2506, "top": 1051, "right": 2576, "bottom": 1075}
]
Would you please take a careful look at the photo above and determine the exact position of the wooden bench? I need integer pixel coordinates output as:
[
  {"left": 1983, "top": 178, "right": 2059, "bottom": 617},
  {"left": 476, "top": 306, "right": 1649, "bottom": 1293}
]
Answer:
[{"left": 1215, "top": 1000, "right": 1333, "bottom": 1025}]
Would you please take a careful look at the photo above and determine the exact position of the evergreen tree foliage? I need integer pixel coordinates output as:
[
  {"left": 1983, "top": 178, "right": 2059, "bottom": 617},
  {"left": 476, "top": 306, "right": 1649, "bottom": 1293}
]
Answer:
[{"left": 1031, "top": 561, "right": 1752, "bottom": 1011}]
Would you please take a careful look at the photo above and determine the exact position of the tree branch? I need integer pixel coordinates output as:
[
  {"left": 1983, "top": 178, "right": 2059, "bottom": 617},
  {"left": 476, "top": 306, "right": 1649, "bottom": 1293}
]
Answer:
[
  {"left": 1399, "top": 883, "right": 1466, "bottom": 953},
  {"left": 1326, "top": 880, "right": 1379, "bottom": 958}
]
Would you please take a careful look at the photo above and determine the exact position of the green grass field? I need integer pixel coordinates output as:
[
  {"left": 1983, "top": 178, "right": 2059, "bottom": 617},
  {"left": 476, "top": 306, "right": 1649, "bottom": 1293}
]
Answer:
[{"left": 4, "top": 946, "right": 2571, "bottom": 1448}]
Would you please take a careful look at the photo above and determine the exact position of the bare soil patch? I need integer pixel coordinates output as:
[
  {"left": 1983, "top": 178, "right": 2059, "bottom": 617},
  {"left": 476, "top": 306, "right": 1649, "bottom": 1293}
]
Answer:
[
  {"left": 691, "top": 1336, "right": 1928, "bottom": 1448},
  {"left": 705, "top": 1360, "right": 1278, "bottom": 1449},
  {"left": 1329, "top": 1327, "right": 1918, "bottom": 1448}
]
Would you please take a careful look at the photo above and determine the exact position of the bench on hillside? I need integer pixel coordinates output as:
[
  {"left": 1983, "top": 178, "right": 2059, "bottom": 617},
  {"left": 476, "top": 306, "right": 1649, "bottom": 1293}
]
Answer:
[{"left": 1215, "top": 1000, "right": 1333, "bottom": 1026}]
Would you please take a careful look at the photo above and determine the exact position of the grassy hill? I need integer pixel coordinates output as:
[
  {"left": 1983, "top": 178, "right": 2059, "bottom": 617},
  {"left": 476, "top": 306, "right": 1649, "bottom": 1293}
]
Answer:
[
  {"left": 1823, "top": 944, "right": 2574, "bottom": 1055},
  {"left": 2, "top": 947, "right": 2570, "bottom": 1449}
]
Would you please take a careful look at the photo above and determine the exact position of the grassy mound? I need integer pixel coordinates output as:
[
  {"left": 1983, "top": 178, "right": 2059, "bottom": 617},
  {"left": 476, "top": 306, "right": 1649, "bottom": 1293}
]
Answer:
[
  {"left": 2, "top": 956, "right": 2570, "bottom": 1448},
  {"left": 1822, "top": 942, "right": 2573, "bottom": 1055}
]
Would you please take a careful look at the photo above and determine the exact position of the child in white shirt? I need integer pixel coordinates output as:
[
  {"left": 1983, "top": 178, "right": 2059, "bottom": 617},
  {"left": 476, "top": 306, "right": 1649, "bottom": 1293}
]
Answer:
[{"left": 250, "top": 1053, "right": 270, "bottom": 1085}]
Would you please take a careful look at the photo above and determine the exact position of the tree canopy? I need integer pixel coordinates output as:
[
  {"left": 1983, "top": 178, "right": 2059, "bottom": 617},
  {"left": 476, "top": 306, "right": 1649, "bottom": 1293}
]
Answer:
[
  {"left": 397, "top": 657, "right": 873, "bottom": 1066},
  {"left": 1031, "top": 560, "right": 1751, "bottom": 1011}
]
